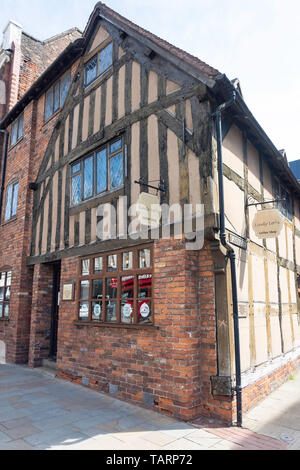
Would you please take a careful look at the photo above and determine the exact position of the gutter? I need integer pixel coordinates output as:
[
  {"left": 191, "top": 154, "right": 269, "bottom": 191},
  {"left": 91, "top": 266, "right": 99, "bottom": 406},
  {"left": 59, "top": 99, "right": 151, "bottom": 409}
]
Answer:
[
  {"left": 0, "top": 130, "right": 9, "bottom": 221},
  {"left": 212, "top": 91, "right": 243, "bottom": 428}
]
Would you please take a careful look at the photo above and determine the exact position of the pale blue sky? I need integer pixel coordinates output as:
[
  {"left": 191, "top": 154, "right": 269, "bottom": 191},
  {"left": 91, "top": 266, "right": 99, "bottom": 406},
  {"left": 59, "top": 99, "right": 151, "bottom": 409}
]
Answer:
[{"left": 1, "top": 0, "right": 299, "bottom": 161}]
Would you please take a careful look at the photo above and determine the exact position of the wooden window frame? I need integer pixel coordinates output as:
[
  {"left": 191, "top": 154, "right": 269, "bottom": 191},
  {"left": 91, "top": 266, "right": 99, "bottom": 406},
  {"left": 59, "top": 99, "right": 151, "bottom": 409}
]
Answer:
[
  {"left": 84, "top": 41, "right": 113, "bottom": 88},
  {"left": 76, "top": 244, "right": 154, "bottom": 327},
  {"left": 44, "top": 71, "right": 71, "bottom": 123},
  {"left": 0, "top": 270, "right": 12, "bottom": 320},
  {"left": 70, "top": 136, "right": 125, "bottom": 207},
  {"left": 10, "top": 114, "right": 23, "bottom": 148},
  {"left": 273, "top": 178, "right": 294, "bottom": 222},
  {"left": 4, "top": 180, "right": 19, "bottom": 222}
]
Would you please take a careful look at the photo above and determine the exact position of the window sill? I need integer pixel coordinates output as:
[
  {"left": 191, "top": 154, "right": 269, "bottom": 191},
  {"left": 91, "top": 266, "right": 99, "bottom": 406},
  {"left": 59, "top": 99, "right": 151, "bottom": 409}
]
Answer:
[
  {"left": 9, "top": 138, "right": 23, "bottom": 152},
  {"left": 73, "top": 321, "right": 158, "bottom": 331},
  {"left": 0, "top": 318, "right": 9, "bottom": 322},
  {"left": 1, "top": 216, "right": 17, "bottom": 227},
  {"left": 43, "top": 109, "right": 61, "bottom": 127},
  {"left": 69, "top": 187, "right": 124, "bottom": 215}
]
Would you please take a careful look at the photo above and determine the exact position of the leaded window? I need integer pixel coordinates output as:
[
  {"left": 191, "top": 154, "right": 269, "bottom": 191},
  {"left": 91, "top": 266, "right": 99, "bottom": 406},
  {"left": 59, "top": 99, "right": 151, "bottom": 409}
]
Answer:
[
  {"left": 45, "top": 71, "right": 71, "bottom": 122},
  {"left": 10, "top": 114, "right": 23, "bottom": 147},
  {"left": 77, "top": 246, "right": 153, "bottom": 326},
  {"left": 85, "top": 42, "right": 113, "bottom": 86},
  {"left": 70, "top": 137, "right": 124, "bottom": 206},
  {"left": 0, "top": 271, "right": 11, "bottom": 319},
  {"left": 4, "top": 181, "right": 19, "bottom": 221}
]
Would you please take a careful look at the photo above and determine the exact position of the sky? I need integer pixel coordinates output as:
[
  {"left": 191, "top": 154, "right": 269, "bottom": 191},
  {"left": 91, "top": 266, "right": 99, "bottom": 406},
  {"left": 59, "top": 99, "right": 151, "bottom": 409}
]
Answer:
[{"left": 1, "top": 0, "right": 300, "bottom": 161}]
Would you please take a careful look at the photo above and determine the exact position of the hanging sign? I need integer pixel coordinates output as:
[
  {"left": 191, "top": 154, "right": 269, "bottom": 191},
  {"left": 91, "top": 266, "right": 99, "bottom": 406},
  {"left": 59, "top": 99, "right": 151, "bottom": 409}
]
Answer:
[
  {"left": 137, "top": 193, "right": 161, "bottom": 228},
  {"left": 252, "top": 208, "right": 284, "bottom": 239}
]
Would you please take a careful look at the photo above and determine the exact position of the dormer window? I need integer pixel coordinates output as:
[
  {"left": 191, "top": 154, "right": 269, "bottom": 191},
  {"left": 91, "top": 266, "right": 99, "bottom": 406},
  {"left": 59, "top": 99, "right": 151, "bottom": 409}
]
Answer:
[{"left": 85, "top": 42, "right": 113, "bottom": 87}]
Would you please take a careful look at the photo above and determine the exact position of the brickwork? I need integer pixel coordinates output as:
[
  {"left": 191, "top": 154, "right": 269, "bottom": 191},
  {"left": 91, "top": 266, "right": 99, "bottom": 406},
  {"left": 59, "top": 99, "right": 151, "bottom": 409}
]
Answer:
[{"left": 28, "top": 263, "right": 54, "bottom": 367}]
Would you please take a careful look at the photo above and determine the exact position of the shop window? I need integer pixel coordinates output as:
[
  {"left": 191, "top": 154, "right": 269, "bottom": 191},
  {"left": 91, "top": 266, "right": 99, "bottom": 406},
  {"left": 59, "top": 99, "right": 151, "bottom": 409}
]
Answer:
[
  {"left": 77, "top": 245, "right": 153, "bottom": 326},
  {"left": 4, "top": 181, "right": 19, "bottom": 221},
  {"left": 85, "top": 42, "right": 113, "bottom": 87},
  {"left": 0, "top": 271, "right": 11, "bottom": 319},
  {"left": 70, "top": 137, "right": 124, "bottom": 206},
  {"left": 45, "top": 71, "right": 71, "bottom": 122},
  {"left": 10, "top": 114, "right": 23, "bottom": 147}
]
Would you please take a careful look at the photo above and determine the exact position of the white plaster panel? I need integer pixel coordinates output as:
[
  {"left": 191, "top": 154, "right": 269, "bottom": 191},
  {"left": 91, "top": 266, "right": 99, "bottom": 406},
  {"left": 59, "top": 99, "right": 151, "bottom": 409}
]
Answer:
[
  {"left": 224, "top": 176, "right": 246, "bottom": 237},
  {"left": 281, "top": 313, "right": 293, "bottom": 352},
  {"left": 270, "top": 313, "right": 282, "bottom": 358},
  {"left": 248, "top": 205, "right": 264, "bottom": 247},
  {"left": 254, "top": 312, "right": 268, "bottom": 365},
  {"left": 252, "top": 255, "right": 266, "bottom": 303},
  {"left": 222, "top": 125, "right": 244, "bottom": 178},
  {"left": 239, "top": 317, "right": 251, "bottom": 372},
  {"left": 268, "top": 261, "right": 279, "bottom": 302},
  {"left": 287, "top": 225, "right": 294, "bottom": 263},
  {"left": 280, "top": 267, "right": 289, "bottom": 303},
  {"left": 247, "top": 141, "right": 261, "bottom": 194},
  {"left": 296, "top": 235, "right": 300, "bottom": 266}
]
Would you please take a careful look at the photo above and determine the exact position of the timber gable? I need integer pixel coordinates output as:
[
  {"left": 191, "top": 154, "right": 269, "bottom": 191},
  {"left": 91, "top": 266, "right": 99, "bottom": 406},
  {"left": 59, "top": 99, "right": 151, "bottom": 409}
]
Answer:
[{"left": 29, "top": 15, "right": 212, "bottom": 264}]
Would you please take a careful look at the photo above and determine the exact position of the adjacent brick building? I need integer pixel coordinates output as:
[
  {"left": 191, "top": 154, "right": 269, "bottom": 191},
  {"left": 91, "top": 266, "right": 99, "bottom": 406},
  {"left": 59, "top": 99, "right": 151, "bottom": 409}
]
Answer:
[{"left": 0, "top": 2, "right": 299, "bottom": 425}]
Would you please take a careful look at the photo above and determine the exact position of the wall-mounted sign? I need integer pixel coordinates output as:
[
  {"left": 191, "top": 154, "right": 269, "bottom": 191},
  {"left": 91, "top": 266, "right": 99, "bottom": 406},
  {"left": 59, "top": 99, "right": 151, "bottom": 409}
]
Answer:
[
  {"left": 252, "top": 208, "right": 284, "bottom": 239},
  {"left": 229, "top": 233, "right": 247, "bottom": 250},
  {"left": 62, "top": 283, "right": 74, "bottom": 301},
  {"left": 137, "top": 193, "right": 161, "bottom": 228}
]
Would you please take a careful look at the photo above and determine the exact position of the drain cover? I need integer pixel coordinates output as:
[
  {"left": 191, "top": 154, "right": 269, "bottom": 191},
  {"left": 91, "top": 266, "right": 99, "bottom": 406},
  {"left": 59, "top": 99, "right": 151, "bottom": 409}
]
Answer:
[{"left": 280, "top": 434, "right": 295, "bottom": 443}]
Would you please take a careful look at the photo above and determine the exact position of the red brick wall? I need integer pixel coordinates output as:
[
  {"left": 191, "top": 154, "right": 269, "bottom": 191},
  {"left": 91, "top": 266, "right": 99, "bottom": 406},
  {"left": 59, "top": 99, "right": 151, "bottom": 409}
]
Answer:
[{"left": 56, "top": 237, "right": 206, "bottom": 420}]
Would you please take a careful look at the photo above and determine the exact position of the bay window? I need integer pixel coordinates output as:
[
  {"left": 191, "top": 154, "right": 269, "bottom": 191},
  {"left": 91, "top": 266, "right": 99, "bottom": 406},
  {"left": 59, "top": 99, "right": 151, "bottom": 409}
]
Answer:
[{"left": 0, "top": 271, "right": 11, "bottom": 318}]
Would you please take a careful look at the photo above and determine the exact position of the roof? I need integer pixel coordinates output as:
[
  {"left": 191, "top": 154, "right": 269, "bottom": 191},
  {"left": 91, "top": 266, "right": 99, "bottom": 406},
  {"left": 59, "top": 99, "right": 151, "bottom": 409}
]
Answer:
[
  {"left": 84, "top": 2, "right": 220, "bottom": 80},
  {"left": 289, "top": 160, "right": 300, "bottom": 181}
]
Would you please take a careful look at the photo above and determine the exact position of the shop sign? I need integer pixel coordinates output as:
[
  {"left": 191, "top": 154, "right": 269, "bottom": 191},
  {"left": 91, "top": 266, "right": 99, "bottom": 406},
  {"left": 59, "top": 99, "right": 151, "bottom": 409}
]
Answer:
[
  {"left": 252, "top": 209, "right": 284, "bottom": 239},
  {"left": 62, "top": 283, "right": 74, "bottom": 301},
  {"left": 122, "top": 303, "right": 133, "bottom": 318},
  {"left": 137, "top": 192, "right": 161, "bottom": 228}
]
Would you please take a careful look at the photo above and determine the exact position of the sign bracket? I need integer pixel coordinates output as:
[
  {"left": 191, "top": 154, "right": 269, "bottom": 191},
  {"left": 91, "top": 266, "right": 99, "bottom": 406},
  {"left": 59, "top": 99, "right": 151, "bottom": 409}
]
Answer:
[
  {"left": 246, "top": 197, "right": 285, "bottom": 209},
  {"left": 134, "top": 178, "right": 166, "bottom": 193}
]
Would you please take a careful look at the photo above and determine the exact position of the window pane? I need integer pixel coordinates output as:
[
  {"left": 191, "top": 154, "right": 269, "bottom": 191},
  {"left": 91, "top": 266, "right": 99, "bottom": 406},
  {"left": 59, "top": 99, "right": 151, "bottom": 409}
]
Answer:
[
  {"left": 71, "top": 162, "right": 81, "bottom": 175},
  {"left": 83, "top": 156, "right": 94, "bottom": 200},
  {"left": 11, "top": 183, "right": 19, "bottom": 217},
  {"left": 123, "top": 252, "right": 133, "bottom": 270},
  {"left": 17, "top": 114, "right": 23, "bottom": 141},
  {"left": 94, "top": 257, "right": 103, "bottom": 273},
  {"left": 71, "top": 174, "right": 82, "bottom": 206},
  {"left": 121, "top": 300, "right": 133, "bottom": 324},
  {"left": 45, "top": 89, "right": 54, "bottom": 121},
  {"left": 92, "top": 279, "right": 103, "bottom": 300},
  {"left": 61, "top": 72, "right": 70, "bottom": 105},
  {"left": 92, "top": 301, "right": 102, "bottom": 322},
  {"left": 99, "top": 43, "right": 113, "bottom": 75},
  {"left": 4, "top": 304, "right": 9, "bottom": 318},
  {"left": 6, "top": 272, "right": 11, "bottom": 287},
  {"left": 53, "top": 82, "right": 60, "bottom": 112},
  {"left": 80, "top": 280, "right": 89, "bottom": 300},
  {"left": 138, "top": 274, "right": 152, "bottom": 299},
  {"left": 106, "top": 278, "right": 117, "bottom": 299},
  {"left": 11, "top": 121, "right": 18, "bottom": 146},
  {"left": 0, "top": 273, "right": 5, "bottom": 287},
  {"left": 79, "top": 302, "right": 89, "bottom": 320},
  {"left": 4, "top": 184, "right": 13, "bottom": 221},
  {"left": 139, "top": 249, "right": 151, "bottom": 268},
  {"left": 85, "top": 55, "right": 98, "bottom": 85},
  {"left": 81, "top": 259, "right": 90, "bottom": 276},
  {"left": 0, "top": 288, "right": 4, "bottom": 301},
  {"left": 0, "top": 303, "right": 2, "bottom": 317},
  {"left": 121, "top": 276, "right": 134, "bottom": 299},
  {"left": 5, "top": 287, "right": 10, "bottom": 301},
  {"left": 109, "top": 152, "right": 123, "bottom": 189},
  {"left": 110, "top": 139, "right": 122, "bottom": 155},
  {"left": 106, "top": 301, "right": 117, "bottom": 322},
  {"left": 96, "top": 149, "right": 107, "bottom": 194},
  {"left": 107, "top": 255, "right": 117, "bottom": 272},
  {"left": 138, "top": 301, "right": 152, "bottom": 324}
]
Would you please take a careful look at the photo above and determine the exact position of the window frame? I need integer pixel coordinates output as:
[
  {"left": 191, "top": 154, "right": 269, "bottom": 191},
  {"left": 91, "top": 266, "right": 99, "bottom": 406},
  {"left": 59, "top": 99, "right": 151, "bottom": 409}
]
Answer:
[
  {"left": 70, "top": 136, "right": 125, "bottom": 207},
  {"left": 10, "top": 114, "right": 23, "bottom": 148},
  {"left": 4, "top": 180, "right": 19, "bottom": 222},
  {"left": 273, "top": 179, "right": 294, "bottom": 222},
  {"left": 44, "top": 70, "right": 71, "bottom": 123},
  {"left": 84, "top": 41, "right": 113, "bottom": 87},
  {"left": 0, "top": 269, "right": 12, "bottom": 320},
  {"left": 76, "top": 245, "right": 154, "bottom": 327}
]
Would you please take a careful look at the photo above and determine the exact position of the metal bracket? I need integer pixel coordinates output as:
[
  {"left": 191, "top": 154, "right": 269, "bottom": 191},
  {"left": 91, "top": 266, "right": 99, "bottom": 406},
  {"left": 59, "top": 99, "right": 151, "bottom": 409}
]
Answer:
[
  {"left": 134, "top": 178, "right": 166, "bottom": 193},
  {"left": 246, "top": 196, "right": 285, "bottom": 209}
]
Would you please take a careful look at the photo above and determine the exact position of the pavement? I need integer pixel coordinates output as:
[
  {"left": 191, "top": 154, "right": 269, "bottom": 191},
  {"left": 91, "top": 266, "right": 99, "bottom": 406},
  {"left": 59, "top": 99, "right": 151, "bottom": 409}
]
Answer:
[{"left": 0, "top": 363, "right": 298, "bottom": 450}]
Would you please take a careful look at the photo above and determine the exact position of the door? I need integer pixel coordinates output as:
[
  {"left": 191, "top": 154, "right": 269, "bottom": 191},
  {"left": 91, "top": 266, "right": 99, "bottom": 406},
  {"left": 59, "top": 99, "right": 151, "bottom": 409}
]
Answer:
[{"left": 50, "top": 262, "right": 61, "bottom": 360}]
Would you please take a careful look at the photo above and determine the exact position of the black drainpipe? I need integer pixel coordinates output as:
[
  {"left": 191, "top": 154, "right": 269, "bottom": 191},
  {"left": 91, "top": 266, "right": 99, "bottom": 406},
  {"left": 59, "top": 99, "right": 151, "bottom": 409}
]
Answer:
[
  {"left": 0, "top": 130, "right": 10, "bottom": 221},
  {"left": 212, "top": 91, "right": 243, "bottom": 427}
]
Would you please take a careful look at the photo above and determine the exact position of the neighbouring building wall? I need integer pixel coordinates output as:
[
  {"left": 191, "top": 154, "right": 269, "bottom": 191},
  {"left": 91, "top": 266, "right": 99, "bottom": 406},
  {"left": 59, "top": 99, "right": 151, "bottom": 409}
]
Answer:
[{"left": 220, "top": 125, "right": 300, "bottom": 404}]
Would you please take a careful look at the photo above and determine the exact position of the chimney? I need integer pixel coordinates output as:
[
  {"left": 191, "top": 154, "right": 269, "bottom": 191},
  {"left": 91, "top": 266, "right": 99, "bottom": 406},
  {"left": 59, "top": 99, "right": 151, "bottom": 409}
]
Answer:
[{"left": 2, "top": 20, "right": 22, "bottom": 51}]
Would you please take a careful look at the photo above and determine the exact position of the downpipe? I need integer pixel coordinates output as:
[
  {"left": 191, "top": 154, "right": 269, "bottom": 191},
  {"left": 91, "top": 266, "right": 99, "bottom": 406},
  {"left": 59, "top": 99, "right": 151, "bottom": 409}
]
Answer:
[
  {"left": 0, "top": 129, "right": 9, "bottom": 221},
  {"left": 212, "top": 91, "right": 243, "bottom": 427}
]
